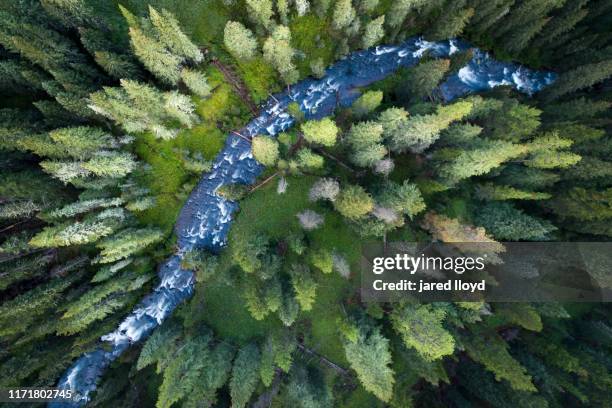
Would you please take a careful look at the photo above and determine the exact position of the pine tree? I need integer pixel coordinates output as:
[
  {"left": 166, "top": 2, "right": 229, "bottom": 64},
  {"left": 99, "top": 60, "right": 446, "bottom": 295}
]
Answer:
[
  {"left": 180, "top": 68, "right": 211, "bottom": 97},
  {"left": 389, "top": 100, "right": 473, "bottom": 153},
  {"left": 362, "top": 16, "right": 385, "bottom": 49},
  {"left": 475, "top": 202, "right": 556, "bottom": 240},
  {"left": 378, "top": 180, "right": 426, "bottom": 219},
  {"left": 346, "top": 121, "right": 387, "bottom": 168},
  {"left": 437, "top": 140, "right": 528, "bottom": 184},
  {"left": 401, "top": 59, "right": 450, "bottom": 101},
  {"left": 542, "top": 59, "right": 612, "bottom": 101},
  {"left": 126, "top": 25, "right": 183, "bottom": 84},
  {"left": 342, "top": 320, "right": 395, "bottom": 402},
  {"left": 391, "top": 304, "right": 455, "bottom": 361},
  {"left": 246, "top": 0, "right": 275, "bottom": 31},
  {"left": 549, "top": 187, "right": 612, "bottom": 222},
  {"left": 475, "top": 183, "right": 551, "bottom": 200},
  {"left": 230, "top": 344, "right": 261, "bottom": 408},
  {"left": 148, "top": 7, "right": 203, "bottom": 63},
  {"left": 224, "top": 21, "right": 258, "bottom": 60},
  {"left": 289, "top": 263, "right": 318, "bottom": 310},
  {"left": 386, "top": 0, "right": 426, "bottom": 29},
  {"left": 263, "top": 25, "right": 299, "bottom": 84},
  {"left": 332, "top": 0, "right": 356, "bottom": 30},
  {"left": 95, "top": 227, "right": 164, "bottom": 264},
  {"left": 300, "top": 118, "right": 338, "bottom": 146},
  {"left": 427, "top": 7, "right": 474, "bottom": 41}
]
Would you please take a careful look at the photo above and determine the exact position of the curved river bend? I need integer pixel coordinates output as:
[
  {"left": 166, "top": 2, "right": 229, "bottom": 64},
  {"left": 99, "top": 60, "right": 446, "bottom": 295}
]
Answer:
[{"left": 51, "top": 37, "right": 555, "bottom": 406}]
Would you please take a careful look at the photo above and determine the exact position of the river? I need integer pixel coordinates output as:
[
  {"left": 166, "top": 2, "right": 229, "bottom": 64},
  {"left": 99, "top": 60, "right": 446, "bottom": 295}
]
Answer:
[{"left": 50, "top": 37, "right": 555, "bottom": 407}]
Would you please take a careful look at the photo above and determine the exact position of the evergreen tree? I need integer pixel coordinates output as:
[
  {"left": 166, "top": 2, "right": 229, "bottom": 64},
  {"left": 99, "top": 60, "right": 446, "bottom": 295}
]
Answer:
[
  {"left": 401, "top": 59, "right": 450, "bottom": 101},
  {"left": 180, "top": 68, "right": 211, "bottom": 98},
  {"left": 95, "top": 228, "right": 164, "bottom": 264},
  {"left": 475, "top": 202, "right": 557, "bottom": 240},
  {"left": 289, "top": 263, "right": 318, "bottom": 310},
  {"left": 230, "top": 344, "right": 261, "bottom": 408},
  {"left": 342, "top": 319, "right": 395, "bottom": 402},
  {"left": 263, "top": 25, "right": 299, "bottom": 84},
  {"left": 224, "top": 21, "right": 258, "bottom": 60},
  {"left": 389, "top": 100, "right": 473, "bottom": 153},
  {"left": 391, "top": 304, "right": 455, "bottom": 361},
  {"left": 346, "top": 121, "right": 386, "bottom": 167},
  {"left": 427, "top": 7, "right": 474, "bottom": 41},
  {"left": 542, "top": 59, "right": 612, "bottom": 101},
  {"left": 386, "top": 0, "right": 426, "bottom": 29},
  {"left": 246, "top": 0, "right": 275, "bottom": 31},
  {"left": 332, "top": 0, "right": 356, "bottom": 30},
  {"left": 362, "top": 16, "right": 386, "bottom": 49}
]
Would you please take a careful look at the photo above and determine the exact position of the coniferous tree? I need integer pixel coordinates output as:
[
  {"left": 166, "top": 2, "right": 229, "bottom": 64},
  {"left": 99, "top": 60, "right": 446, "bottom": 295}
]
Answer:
[
  {"left": 224, "top": 21, "right": 259, "bottom": 60},
  {"left": 263, "top": 25, "right": 299, "bottom": 84}
]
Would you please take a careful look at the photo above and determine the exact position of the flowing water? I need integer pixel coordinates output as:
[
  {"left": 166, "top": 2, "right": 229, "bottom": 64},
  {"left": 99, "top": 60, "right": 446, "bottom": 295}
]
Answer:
[{"left": 51, "top": 37, "right": 555, "bottom": 406}]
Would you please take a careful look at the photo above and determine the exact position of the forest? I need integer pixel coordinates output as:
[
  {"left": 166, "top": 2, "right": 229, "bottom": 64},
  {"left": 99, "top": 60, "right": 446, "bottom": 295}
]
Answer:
[{"left": 0, "top": 0, "right": 611, "bottom": 407}]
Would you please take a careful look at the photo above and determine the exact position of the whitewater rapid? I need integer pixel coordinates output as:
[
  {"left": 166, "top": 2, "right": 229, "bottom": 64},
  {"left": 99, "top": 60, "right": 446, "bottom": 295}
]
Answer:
[{"left": 51, "top": 37, "right": 555, "bottom": 407}]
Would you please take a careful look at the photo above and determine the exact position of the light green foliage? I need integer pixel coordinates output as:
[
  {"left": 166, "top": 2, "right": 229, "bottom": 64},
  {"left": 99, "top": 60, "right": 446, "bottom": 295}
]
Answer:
[
  {"left": 89, "top": 79, "right": 197, "bottom": 139},
  {"left": 391, "top": 304, "right": 455, "bottom": 361},
  {"left": 181, "top": 68, "right": 211, "bottom": 97},
  {"left": 230, "top": 344, "right": 261, "bottom": 408},
  {"left": 334, "top": 185, "right": 374, "bottom": 219},
  {"left": 81, "top": 151, "right": 137, "bottom": 178},
  {"left": 48, "top": 127, "right": 115, "bottom": 159},
  {"left": 45, "top": 197, "right": 123, "bottom": 219},
  {"left": 308, "top": 248, "right": 333, "bottom": 273},
  {"left": 346, "top": 121, "right": 386, "bottom": 167},
  {"left": 378, "top": 180, "right": 425, "bottom": 219},
  {"left": 29, "top": 212, "right": 123, "bottom": 248},
  {"left": 437, "top": 140, "right": 528, "bottom": 184},
  {"left": 95, "top": 227, "right": 164, "bottom": 264},
  {"left": 352, "top": 90, "right": 383, "bottom": 118},
  {"left": 284, "top": 365, "right": 333, "bottom": 408},
  {"left": 389, "top": 100, "right": 473, "bottom": 152},
  {"left": 289, "top": 263, "right": 318, "bottom": 310},
  {"left": 332, "top": 0, "right": 356, "bottom": 30},
  {"left": 231, "top": 232, "right": 269, "bottom": 273},
  {"left": 252, "top": 136, "right": 280, "bottom": 166},
  {"left": 147, "top": 6, "right": 203, "bottom": 63},
  {"left": 224, "top": 21, "right": 258, "bottom": 60},
  {"left": 125, "top": 24, "right": 182, "bottom": 84},
  {"left": 362, "top": 16, "right": 385, "bottom": 49},
  {"left": 246, "top": 0, "right": 275, "bottom": 30},
  {"left": 295, "top": 148, "right": 324, "bottom": 170},
  {"left": 260, "top": 331, "right": 296, "bottom": 385},
  {"left": 263, "top": 25, "right": 299, "bottom": 84},
  {"left": 378, "top": 107, "right": 409, "bottom": 140},
  {"left": 475, "top": 183, "right": 551, "bottom": 201},
  {"left": 462, "top": 329, "right": 536, "bottom": 392},
  {"left": 342, "top": 320, "right": 395, "bottom": 402},
  {"left": 300, "top": 118, "right": 338, "bottom": 146},
  {"left": 386, "top": 0, "right": 426, "bottom": 28},
  {"left": 156, "top": 332, "right": 234, "bottom": 408}
]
